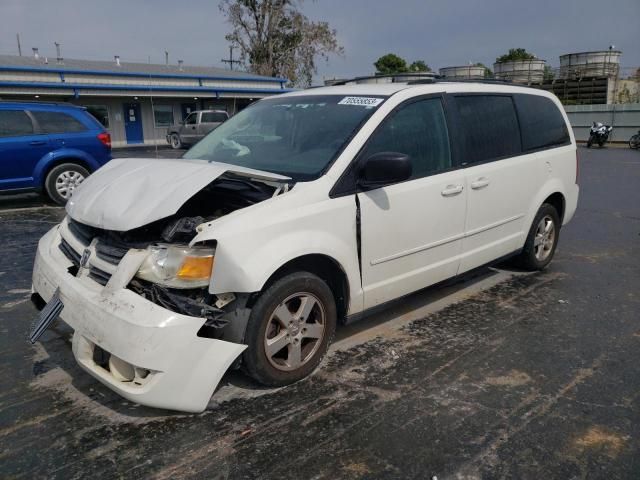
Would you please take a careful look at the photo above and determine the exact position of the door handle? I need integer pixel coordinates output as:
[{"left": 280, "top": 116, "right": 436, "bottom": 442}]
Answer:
[
  {"left": 441, "top": 184, "right": 464, "bottom": 197},
  {"left": 30, "top": 140, "right": 46, "bottom": 146},
  {"left": 470, "top": 177, "right": 490, "bottom": 190}
]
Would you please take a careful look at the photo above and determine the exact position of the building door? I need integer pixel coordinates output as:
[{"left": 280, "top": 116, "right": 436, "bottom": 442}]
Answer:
[
  {"left": 123, "top": 103, "right": 143, "bottom": 144},
  {"left": 181, "top": 103, "right": 197, "bottom": 121}
]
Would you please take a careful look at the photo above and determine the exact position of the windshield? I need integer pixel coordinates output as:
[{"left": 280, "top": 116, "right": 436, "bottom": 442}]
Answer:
[{"left": 183, "top": 94, "right": 386, "bottom": 180}]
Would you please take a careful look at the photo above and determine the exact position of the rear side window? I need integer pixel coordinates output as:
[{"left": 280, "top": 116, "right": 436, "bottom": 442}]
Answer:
[
  {"left": 0, "top": 110, "right": 34, "bottom": 137},
  {"left": 455, "top": 95, "right": 521, "bottom": 164},
  {"left": 201, "top": 112, "right": 227, "bottom": 123},
  {"left": 362, "top": 97, "right": 452, "bottom": 178},
  {"left": 515, "top": 94, "right": 570, "bottom": 151},
  {"left": 31, "top": 111, "right": 87, "bottom": 134}
]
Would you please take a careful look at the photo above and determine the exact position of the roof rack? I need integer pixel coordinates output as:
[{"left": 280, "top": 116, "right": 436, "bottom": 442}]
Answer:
[
  {"left": 404, "top": 78, "right": 437, "bottom": 85},
  {"left": 326, "top": 76, "right": 517, "bottom": 87},
  {"left": 407, "top": 78, "right": 513, "bottom": 85},
  {"left": 329, "top": 72, "right": 438, "bottom": 86}
]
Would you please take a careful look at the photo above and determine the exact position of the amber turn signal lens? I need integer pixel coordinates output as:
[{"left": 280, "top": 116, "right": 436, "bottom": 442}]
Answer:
[{"left": 176, "top": 256, "right": 214, "bottom": 280}]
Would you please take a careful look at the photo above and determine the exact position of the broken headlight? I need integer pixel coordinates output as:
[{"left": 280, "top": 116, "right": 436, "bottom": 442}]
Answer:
[{"left": 136, "top": 245, "right": 214, "bottom": 288}]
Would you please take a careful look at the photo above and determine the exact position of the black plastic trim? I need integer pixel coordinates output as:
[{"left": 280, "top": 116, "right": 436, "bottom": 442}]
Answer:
[{"left": 343, "top": 247, "right": 522, "bottom": 325}]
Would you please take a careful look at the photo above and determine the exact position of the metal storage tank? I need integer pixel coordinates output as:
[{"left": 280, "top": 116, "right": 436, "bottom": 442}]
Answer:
[
  {"left": 559, "top": 50, "right": 621, "bottom": 79},
  {"left": 493, "top": 59, "right": 546, "bottom": 83},
  {"left": 439, "top": 65, "right": 487, "bottom": 80}
]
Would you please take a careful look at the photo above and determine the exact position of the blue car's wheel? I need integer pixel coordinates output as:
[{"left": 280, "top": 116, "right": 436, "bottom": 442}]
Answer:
[{"left": 45, "top": 163, "right": 89, "bottom": 205}]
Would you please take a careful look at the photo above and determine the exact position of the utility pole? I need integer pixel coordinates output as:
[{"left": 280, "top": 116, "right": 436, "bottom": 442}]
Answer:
[
  {"left": 54, "top": 41, "right": 63, "bottom": 64},
  {"left": 16, "top": 33, "right": 22, "bottom": 56},
  {"left": 221, "top": 46, "right": 240, "bottom": 70}
]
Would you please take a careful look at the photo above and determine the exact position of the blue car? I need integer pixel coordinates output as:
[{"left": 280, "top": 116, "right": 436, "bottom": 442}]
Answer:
[{"left": 0, "top": 102, "right": 112, "bottom": 204}]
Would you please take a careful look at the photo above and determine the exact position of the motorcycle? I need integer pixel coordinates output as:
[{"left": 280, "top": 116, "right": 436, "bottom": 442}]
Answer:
[
  {"left": 629, "top": 130, "right": 640, "bottom": 150},
  {"left": 587, "top": 122, "right": 613, "bottom": 148}
]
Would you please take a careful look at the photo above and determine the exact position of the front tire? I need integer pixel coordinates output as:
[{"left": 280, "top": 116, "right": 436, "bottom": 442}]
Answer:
[
  {"left": 243, "top": 271, "right": 337, "bottom": 387},
  {"left": 629, "top": 135, "right": 640, "bottom": 149},
  {"left": 44, "top": 163, "right": 89, "bottom": 205},
  {"left": 514, "top": 203, "right": 561, "bottom": 271},
  {"left": 169, "top": 133, "right": 182, "bottom": 149},
  {"left": 586, "top": 137, "right": 593, "bottom": 148}
]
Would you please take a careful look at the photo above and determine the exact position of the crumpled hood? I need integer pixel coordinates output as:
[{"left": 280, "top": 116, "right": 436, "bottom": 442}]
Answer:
[{"left": 66, "top": 157, "right": 289, "bottom": 231}]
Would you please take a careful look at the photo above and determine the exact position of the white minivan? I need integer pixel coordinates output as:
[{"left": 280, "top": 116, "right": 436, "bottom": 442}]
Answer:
[{"left": 31, "top": 82, "right": 579, "bottom": 412}]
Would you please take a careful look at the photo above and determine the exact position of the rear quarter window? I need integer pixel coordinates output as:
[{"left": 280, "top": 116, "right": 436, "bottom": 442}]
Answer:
[
  {"left": 31, "top": 111, "right": 88, "bottom": 134},
  {"left": 454, "top": 95, "right": 521, "bottom": 164},
  {"left": 514, "top": 94, "right": 570, "bottom": 151}
]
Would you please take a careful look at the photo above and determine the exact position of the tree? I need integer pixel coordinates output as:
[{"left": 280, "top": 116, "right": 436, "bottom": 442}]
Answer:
[
  {"left": 374, "top": 53, "right": 409, "bottom": 75},
  {"left": 409, "top": 60, "right": 431, "bottom": 72},
  {"left": 496, "top": 48, "right": 536, "bottom": 63},
  {"left": 219, "top": 0, "right": 343, "bottom": 87},
  {"left": 475, "top": 62, "right": 493, "bottom": 78}
]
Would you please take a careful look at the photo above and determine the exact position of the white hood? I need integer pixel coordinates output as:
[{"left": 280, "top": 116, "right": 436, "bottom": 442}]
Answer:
[{"left": 66, "top": 157, "right": 289, "bottom": 231}]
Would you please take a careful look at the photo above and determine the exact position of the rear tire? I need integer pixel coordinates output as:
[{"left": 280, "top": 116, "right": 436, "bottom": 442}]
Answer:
[
  {"left": 514, "top": 203, "right": 560, "bottom": 271},
  {"left": 243, "top": 271, "right": 337, "bottom": 387},
  {"left": 629, "top": 135, "right": 640, "bottom": 149},
  {"left": 44, "top": 163, "right": 89, "bottom": 205},
  {"left": 169, "top": 133, "right": 182, "bottom": 149},
  {"left": 586, "top": 137, "right": 593, "bottom": 148}
]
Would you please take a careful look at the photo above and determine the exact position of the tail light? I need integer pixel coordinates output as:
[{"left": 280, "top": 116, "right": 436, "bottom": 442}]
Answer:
[
  {"left": 97, "top": 132, "right": 112, "bottom": 149},
  {"left": 575, "top": 150, "right": 579, "bottom": 185}
]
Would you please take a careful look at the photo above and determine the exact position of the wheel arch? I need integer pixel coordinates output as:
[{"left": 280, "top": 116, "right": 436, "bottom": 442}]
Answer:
[
  {"left": 34, "top": 151, "right": 98, "bottom": 190},
  {"left": 543, "top": 192, "right": 566, "bottom": 223},
  {"left": 254, "top": 253, "right": 350, "bottom": 322}
]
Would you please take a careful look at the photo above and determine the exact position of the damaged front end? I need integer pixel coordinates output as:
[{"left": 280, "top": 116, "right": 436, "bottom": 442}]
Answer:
[
  {"left": 32, "top": 159, "right": 292, "bottom": 411},
  {"left": 63, "top": 169, "right": 288, "bottom": 340}
]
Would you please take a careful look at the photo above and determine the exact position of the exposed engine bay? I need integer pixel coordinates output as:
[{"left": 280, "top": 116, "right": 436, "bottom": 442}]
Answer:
[
  {"left": 63, "top": 173, "right": 291, "bottom": 339},
  {"left": 74, "top": 173, "right": 287, "bottom": 245}
]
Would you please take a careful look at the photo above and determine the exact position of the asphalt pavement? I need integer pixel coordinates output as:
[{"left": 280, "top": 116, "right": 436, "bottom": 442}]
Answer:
[{"left": 0, "top": 147, "right": 638, "bottom": 479}]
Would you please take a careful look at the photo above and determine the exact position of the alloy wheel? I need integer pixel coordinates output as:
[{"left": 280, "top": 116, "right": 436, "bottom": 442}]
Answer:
[
  {"left": 534, "top": 215, "right": 556, "bottom": 261},
  {"left": 55, "top": 170, "right": 85, "bottom": 199},
  {"left": 264, "top": 292, "right": 326, "bottom": 372}
]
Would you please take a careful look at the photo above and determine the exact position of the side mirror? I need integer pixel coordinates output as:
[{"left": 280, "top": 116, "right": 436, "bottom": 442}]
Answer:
[{"left": 358, "top": 152, "right": 412, "bottom": 190}]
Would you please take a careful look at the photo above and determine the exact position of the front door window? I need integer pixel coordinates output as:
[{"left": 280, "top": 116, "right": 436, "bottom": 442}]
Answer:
[{"left": 361, "top": 97, "right": 452, "bottom": 179}]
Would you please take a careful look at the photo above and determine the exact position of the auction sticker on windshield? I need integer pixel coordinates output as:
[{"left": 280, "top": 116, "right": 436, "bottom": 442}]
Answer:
[{"left": 338, "top": 97, "right": 384, "bottom": 107}]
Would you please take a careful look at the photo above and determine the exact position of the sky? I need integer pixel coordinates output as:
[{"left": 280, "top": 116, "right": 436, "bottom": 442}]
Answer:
[{"left": 0, "top": 0, "right": 638, "bottom": 83}]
